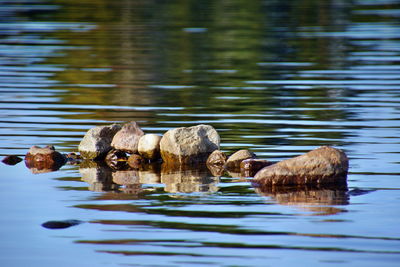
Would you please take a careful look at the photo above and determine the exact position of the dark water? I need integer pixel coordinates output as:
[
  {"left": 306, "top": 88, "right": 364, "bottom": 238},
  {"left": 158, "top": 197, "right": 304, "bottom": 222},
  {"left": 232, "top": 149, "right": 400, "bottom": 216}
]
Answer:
[{"left": 1, "top": 0, "right": 400, "bottom": 266}]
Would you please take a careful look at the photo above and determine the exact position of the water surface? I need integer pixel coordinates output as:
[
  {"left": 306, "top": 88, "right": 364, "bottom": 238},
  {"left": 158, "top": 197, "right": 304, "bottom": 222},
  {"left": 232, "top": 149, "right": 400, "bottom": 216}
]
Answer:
[{"left": 0, "top": 1, "right": 400, "bottom": 266}]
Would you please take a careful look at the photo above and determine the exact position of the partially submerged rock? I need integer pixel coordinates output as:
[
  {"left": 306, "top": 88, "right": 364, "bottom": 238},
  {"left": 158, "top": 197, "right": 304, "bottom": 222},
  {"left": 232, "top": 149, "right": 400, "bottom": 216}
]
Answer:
[
  {"left": 253, "top": 146, "right": 348, "bottom": 186},
  {"left": 240, "top": 159, "right": 272, "bottom": 177},
  {"left": 111, "top": 121, "right": 144, "bottom": 153},
  {"left": 25, "top": 145, "right": 66, "bottom": 173},
  {"left": 138, "top": 134, "right": 162, "bottom": 161},
  {"left": 160, "top": 124, "right": 220, "bottom": 165},
  {"left": 2, "top": 155, "right": 23, "bottom": 166},
  {"left": 225, "top": 149, "right": 256, "bottom": 170},
  {"left": 206, "top": 150, "right": 227, "bottom": 166},
  {"left": 127, "top": 154, "right": 145, "bottom": 169},
  {"left": 79, "top": 124, "right": 122, "bottom": 160}
]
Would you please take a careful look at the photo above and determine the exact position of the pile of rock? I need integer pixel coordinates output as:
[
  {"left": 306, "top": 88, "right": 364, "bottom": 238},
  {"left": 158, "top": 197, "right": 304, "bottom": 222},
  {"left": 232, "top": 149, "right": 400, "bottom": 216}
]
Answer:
[{"left": 4, "top": 121, "right": 350, "bottom": 188}]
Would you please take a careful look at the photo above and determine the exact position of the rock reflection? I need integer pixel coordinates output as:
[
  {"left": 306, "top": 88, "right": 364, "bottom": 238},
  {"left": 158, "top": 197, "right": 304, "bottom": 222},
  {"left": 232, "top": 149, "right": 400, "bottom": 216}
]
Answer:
[
  {"left": 254, "top": 183, "right": 349, "bottom": 215},
  {"left": 79, "top": 161, "right": 219, "bottom": 194},
  {"left": 161, "top": 164, "right": 219, "bottom": 193}
]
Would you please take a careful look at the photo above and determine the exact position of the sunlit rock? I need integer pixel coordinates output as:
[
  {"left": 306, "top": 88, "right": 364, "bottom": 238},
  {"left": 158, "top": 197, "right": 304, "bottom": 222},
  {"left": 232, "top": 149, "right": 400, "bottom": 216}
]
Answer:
[
  {"left": 255, "top": 184, "right": 349, "bottom": 215},
  {"left": 111, "top": 121, "right": 144, "bottom": 153},
  {"left": 161, "top": 164, "right": 219, "bottom": 193},
  {"left": 138, "top": 133, "right": 162, "bottom": 161},
  {"left": 160, "top": 124, "right": 220, "bottom": 166},
  {"left": 2, "top": 155, "right": 23, "bottom": 166},
  {"left": 206, "top": 150, "right": 227, "bottom": 166},
  {"left": 25, "top": 145, "right": 66, "bottom": 173},
  {"left": 78, "top": 124, "right": 122, "bottom": 160},
  {"left": 225, "top": 149, "right": 256, "bottom": 170},
  {"left": 253, "top": 146, "right": 348, "bottom": 186},
  {"left": 240, "top": 159, "right": 272, "bottom": 177}
]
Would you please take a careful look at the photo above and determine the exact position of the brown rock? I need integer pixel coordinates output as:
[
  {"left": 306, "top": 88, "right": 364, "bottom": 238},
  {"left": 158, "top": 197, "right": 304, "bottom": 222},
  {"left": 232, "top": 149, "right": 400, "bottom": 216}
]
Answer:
[
  {"left": 253, "top": 146, "right": 348, "bottom": 186},
  {"left": 240, "top": 159, "right": 272, "bottom": 177},
  {"left": 127, "top": 154, "right": 145, "bottom": 169},
  {"left": 25, "top": 145, "right": 66, "bottom": 173},
  {"left": 111, "top": 121, "right": 144, "bottom": 153},
  {"left": 225, "top": 149, "right": 256, "bottom": 170},
  {"left": 138, "top": 134, "right": 162, "bottom": 161},
  {"left": 206, "top": 150, "right": 227, "bottom": 166},
  {"left": 2, "top": 155, "right": 23, "bottom": 165}
]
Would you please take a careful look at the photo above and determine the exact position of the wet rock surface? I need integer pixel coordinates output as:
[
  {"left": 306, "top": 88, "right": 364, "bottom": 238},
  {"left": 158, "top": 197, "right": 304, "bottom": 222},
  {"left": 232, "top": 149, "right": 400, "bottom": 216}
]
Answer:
[
  {"left": 240, "top": 159, "right": 272, "bottom": 177},
  {"left": 160, "top": 124, "right": 220, "bottom": 165},
  {"left": 206, "top": 150, "right": 227, "bottom": 166},
  {"left": 225, "top": 149, "right": 256, "bottom": 170},
  {"left": 25, "top": 145, "right": 66, "bottom": 173},
  {"left": 253, "top": 146, "right": 348, "bottom": 186},
  {"left": 78, "top": 124, "right": 122, "bottom": 160},
  {"left": 111, "top": 121, "right": 144, "bottom": 153},
  {"left": 41, "top": 220, "right": 83, "bottom": 229}
]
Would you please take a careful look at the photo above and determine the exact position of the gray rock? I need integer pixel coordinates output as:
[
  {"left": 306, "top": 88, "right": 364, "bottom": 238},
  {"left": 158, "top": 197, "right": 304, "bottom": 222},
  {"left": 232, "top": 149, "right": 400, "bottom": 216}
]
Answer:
[
  {"left": 253, "top": 146, "right": 348, "bottom": 186},
  {"left": 225, "top": 149, "right": 256, "bottom": 170},
  {"left": 111, "top": 121, "right": 144, "bottom": 153},
  {"left": 160, "top": 124, "right": 220, "bottom": 165},
  {"left": 78, "top": 124, "right": 122, "bottom": 160},
  {"left": 138, "top": 134, "right": 162, "bottom": 160}
]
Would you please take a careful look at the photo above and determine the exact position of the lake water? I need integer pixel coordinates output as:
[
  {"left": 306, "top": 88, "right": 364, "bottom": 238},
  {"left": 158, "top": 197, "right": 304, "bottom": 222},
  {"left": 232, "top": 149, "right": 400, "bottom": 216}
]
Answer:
[{"left": 0, "top": 0, "right": 400, "bottom": 266}]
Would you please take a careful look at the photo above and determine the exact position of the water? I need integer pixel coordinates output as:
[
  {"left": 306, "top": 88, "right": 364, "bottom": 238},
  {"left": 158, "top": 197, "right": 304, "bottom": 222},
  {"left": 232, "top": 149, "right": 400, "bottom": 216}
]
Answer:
[{"left": 1, "top": 0, "right": 400, "bottom": 266}]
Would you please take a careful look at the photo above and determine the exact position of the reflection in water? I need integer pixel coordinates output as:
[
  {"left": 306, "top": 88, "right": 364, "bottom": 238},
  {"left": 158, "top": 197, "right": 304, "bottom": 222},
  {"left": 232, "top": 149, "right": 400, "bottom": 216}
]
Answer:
[
  {"left": 255, "top": 183, "right": 349, "bottom": 215},
  {"left": 79, "top": 161, "right": 219, "bottom": 194}
]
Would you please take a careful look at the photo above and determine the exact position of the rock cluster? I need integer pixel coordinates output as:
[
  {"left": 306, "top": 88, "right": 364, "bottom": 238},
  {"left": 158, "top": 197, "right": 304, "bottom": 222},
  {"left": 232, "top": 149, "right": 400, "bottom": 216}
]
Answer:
[{"left": 6, "top": 121, "right": 350, "bottom": 190}]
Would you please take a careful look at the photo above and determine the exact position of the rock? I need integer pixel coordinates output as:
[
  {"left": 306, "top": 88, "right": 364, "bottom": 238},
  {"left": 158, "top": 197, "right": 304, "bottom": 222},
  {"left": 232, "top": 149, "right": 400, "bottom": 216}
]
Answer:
[
  {"left": 111, "top": 121, "right": 144, "bottom": 153},
  {"left": 127, "top": 154, "right": 145, "bottom": 169},
  {"left": 240, "top": 159, "right": 272, "bottom": 177},
  {"left": 41, "top": 220, "right": 83, "bottom": 230},
  {"left": 253, "top": 146, "right": 348, "bottom": 186},
  {"left": 78, "top": 124, "right": 122, "bottom": 160},
  {"left": 160, "top": 124, "right": 220, "bottom": 165},
  {"left": 225, "top": 149, "right": 256, "bottom": 170},
  {"left": 25, "top": 145, "right": 66, "bottom": 173},
  {"left": 105, "top": 149, "right": 128, "bottom": 169},
  {"left": 206, "top": 150, "right": 227, "bottom": 166},
  {"left": 2, "top": 155, "right": 23, "bottom": 165},
  {"left": 138, "top": 134, "right": 162, "bottom": 160}
]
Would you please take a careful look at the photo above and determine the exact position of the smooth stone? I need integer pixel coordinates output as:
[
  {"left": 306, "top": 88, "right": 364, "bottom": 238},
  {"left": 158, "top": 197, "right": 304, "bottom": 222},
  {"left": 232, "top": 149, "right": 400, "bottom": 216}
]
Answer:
[
  {"left": 78, "top": 124, "right": 122, "bottom": 160},
  {"left": 160, "top": 124, "right": 220, "bottom": 165},
  {"left": 225, "top": 149, "right": 256, "bottom": 170},
  {"left": 111, "top": 121, "right": 144, "bottom": 153},
  {"left": 253, "top": 146, "right": 349, "bottom": 186},
  {"left": 138, "top": 134, "right": 162, "bottom": 160},
  {"left": 240, "top": 159, "right": 272, "bottom": 177},
  {"left": 24, "top": 145, "right": 66, "bottom": 173},
  {"left": 206, "top": 150, "right": 227, "bottom": 166},
  {"left": 41, "top": 220, "right": 83, "bottom": 230},
  {"left": 2, "top": 155, "right": 23, "bottom": 165}
]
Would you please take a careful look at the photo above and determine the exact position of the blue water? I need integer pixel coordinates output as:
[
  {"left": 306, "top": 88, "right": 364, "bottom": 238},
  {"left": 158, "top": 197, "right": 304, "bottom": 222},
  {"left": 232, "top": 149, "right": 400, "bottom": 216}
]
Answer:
[{"left": 0, "top": 1, "right": 400, "bottom": 266}]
